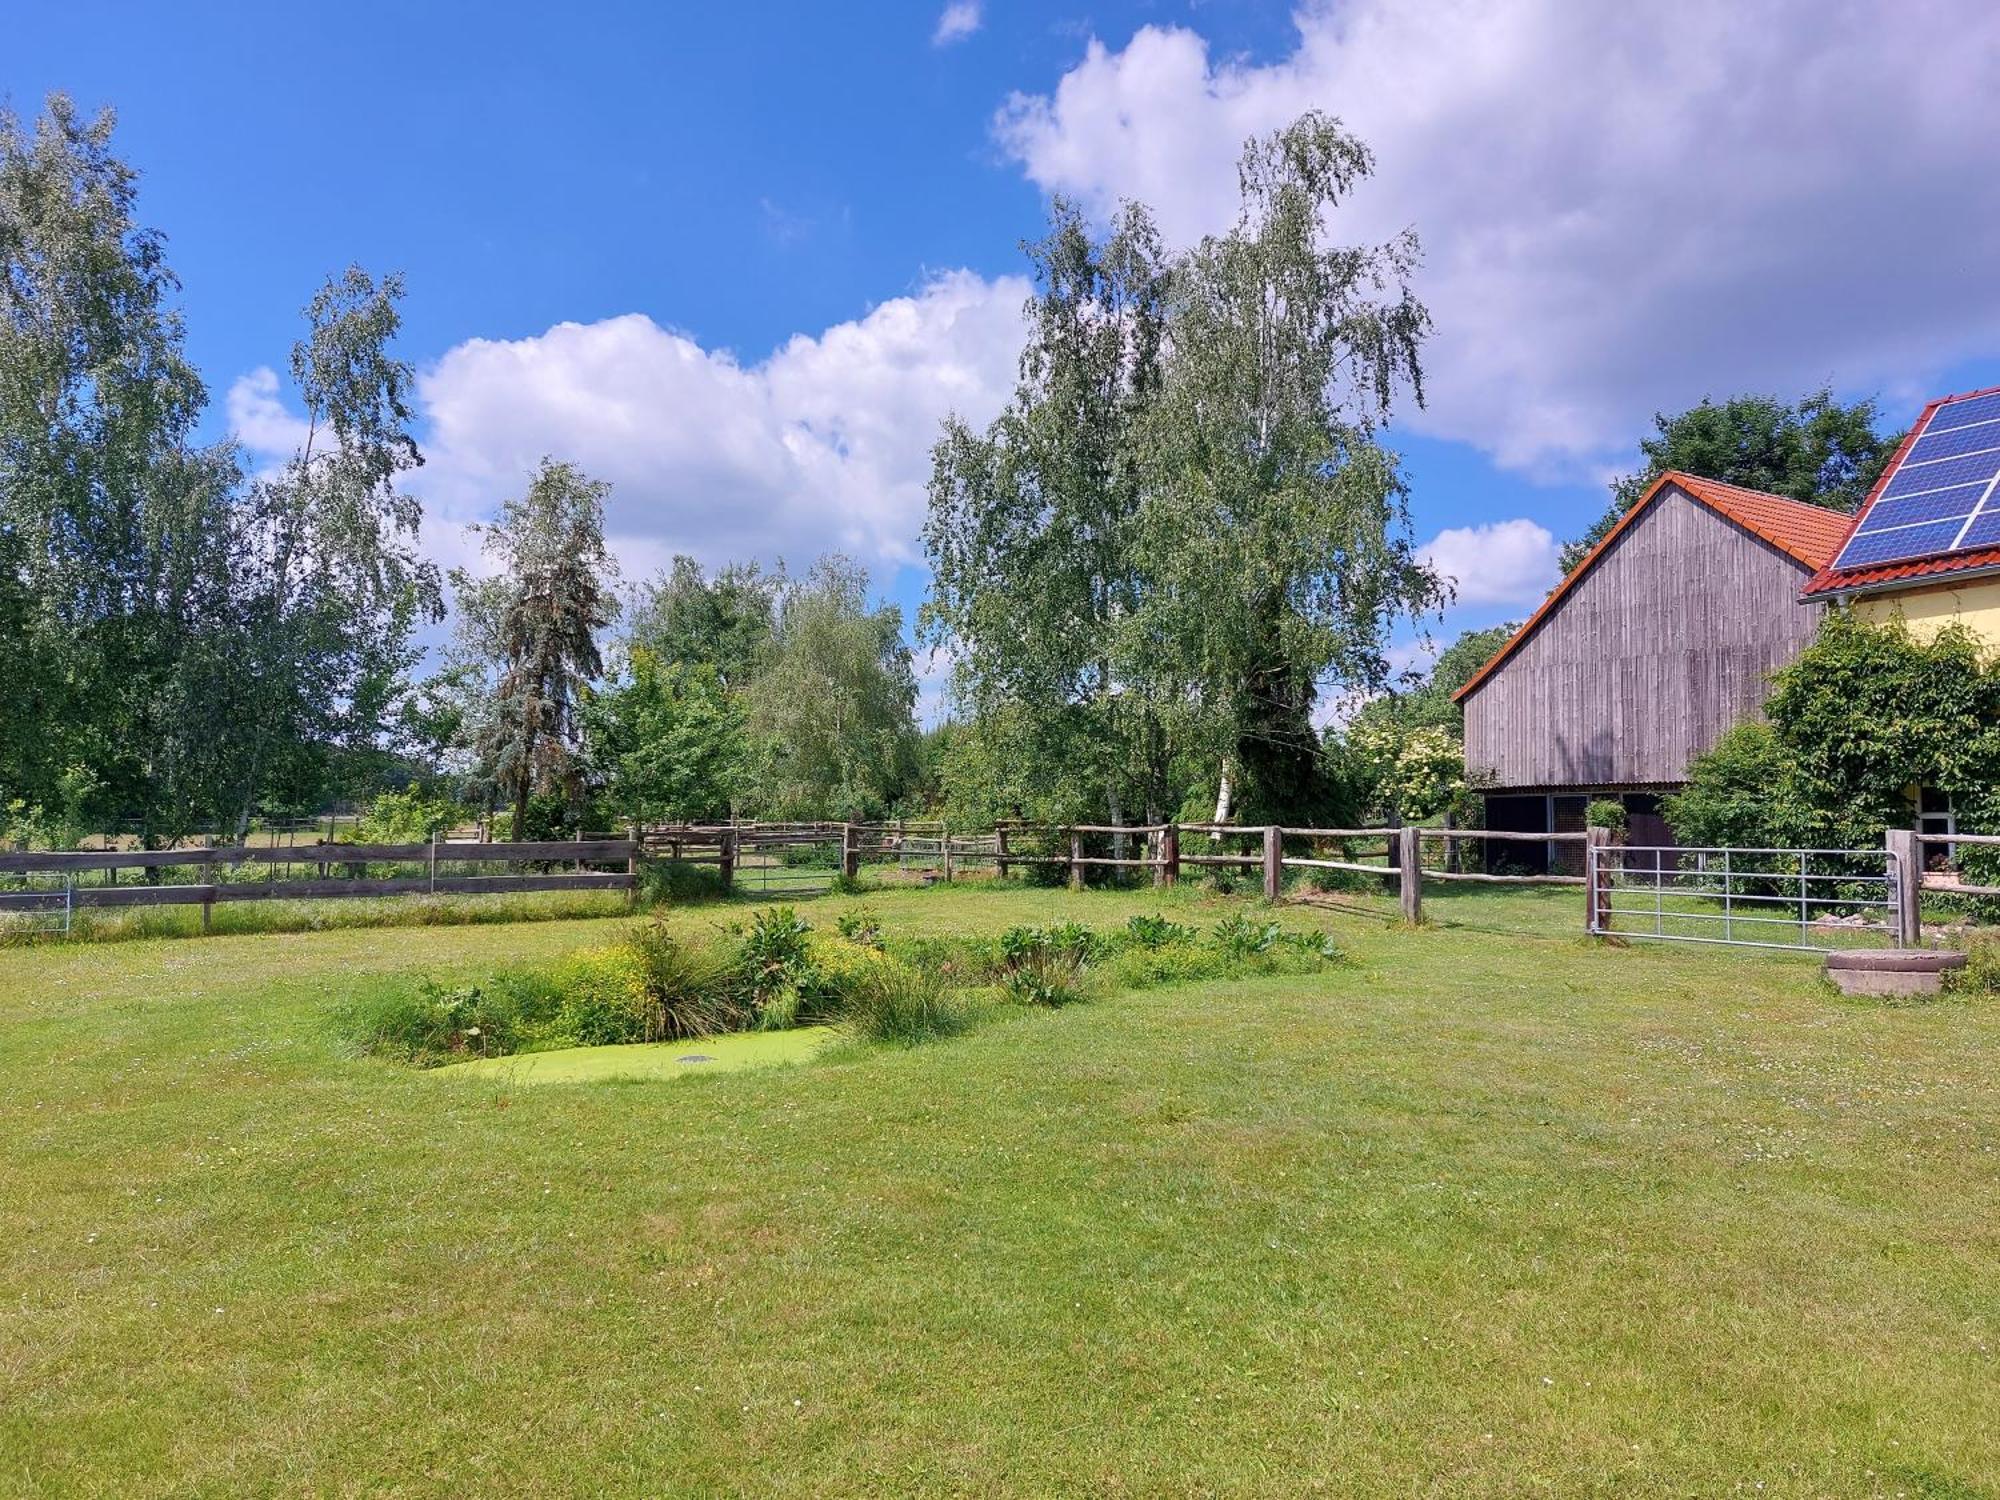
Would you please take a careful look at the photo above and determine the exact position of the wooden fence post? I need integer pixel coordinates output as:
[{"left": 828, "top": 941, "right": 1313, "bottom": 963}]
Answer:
[
  {"left": 718, "top": 829, "right": 736, "bottom": 893},
  {"left": 429, "top": 833, "right": 439, "bottom": 895},
  {"left": 1884, "top": 827, "right": 1920, "bottom": 948},
  {"left": 841, "top": 823, "right": 860, "bottom": 881},
  {"left": 199, "top": 851, "right": 214, "bottom": 936},
  {"left": 1585, "top": 825, "right": 1611, "bottom": 935},
  {"left": 1069, "top": 829, "right": 1084, "bottom": 892},
  {"left": 1156, "top": 824, "right": 1179, "bottom": 889},
  {"left": 1263, "top": 825, "right": 1282, "bottom": 902},
  {"left": 942, "top": 826, "right": 954, "bottom": 884},
  {"left": 625, "top": 825, "right": 639, "bottom": 907},
  {"left": 995, "top": 824, "right": 1010, "bottom": 882},
  {"left": 1398, "top": 825, "right": 1422, "bottom": 924}
]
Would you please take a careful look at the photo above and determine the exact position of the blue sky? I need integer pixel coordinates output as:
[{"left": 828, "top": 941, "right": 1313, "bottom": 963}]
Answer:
[{"left": 11, "top": 1, "right": 2000, "bottom": 710}]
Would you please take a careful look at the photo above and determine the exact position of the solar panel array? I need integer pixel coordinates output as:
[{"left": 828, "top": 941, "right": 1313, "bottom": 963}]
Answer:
[{"left": 1831, "top": 389, "right": 2000, "bottom": 570}]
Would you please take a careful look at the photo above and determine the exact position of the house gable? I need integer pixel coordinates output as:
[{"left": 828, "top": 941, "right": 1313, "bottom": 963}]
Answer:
[{"left": 1458, "top": 478, "right": 1827, "bottom": 791}]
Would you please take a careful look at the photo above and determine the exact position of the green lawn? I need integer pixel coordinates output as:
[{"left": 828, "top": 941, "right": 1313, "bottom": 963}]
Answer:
[{"left": 2, "top": 883, "right": 1995, "bottom": 1496}]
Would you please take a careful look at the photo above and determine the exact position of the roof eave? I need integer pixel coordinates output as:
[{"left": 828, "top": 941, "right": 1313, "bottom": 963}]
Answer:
[{"left": 1803, "top": 560, "right": 2000, "bottom": 605}]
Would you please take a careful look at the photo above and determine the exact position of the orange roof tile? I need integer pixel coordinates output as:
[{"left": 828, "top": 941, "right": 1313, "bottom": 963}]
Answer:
[
  {"left": 1452, "top": 472, "right": 1848, "bottom": 703},
  {"left": 1801, "top": 384, "right": 2000, "bottom": 598},
  {"left": 1671, "top": 474, "right": 1851, "bottom": 570}
]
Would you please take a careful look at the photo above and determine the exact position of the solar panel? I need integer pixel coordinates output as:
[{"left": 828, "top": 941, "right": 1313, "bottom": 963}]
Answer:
[{"left": 1828, "top": 389, "right": 2000, "bottom": 573}]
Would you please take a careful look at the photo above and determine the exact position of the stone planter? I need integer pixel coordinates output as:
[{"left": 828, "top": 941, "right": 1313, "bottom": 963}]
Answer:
[{"left": 1824, "top": 948, "right": 1966, "bottom": 997}]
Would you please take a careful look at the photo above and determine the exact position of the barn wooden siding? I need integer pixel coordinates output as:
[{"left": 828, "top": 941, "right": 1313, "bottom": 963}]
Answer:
[{"left": 1462, "top": 484, "right": 1824, "bottom": 790}]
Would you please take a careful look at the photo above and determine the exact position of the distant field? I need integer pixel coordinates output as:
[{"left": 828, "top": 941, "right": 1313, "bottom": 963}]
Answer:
[{"left": 2, "top": 884, "right": 1994, "bottom": 1496}]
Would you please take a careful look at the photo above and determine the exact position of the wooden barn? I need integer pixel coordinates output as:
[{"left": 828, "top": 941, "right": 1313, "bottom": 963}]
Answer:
[{"left": 1452, "top": 472, "right": 1849, "bottom": 870}]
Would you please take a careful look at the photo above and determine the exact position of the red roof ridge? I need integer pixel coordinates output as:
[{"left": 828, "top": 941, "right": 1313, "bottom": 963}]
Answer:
[{"left": 1451, "top": 472, "right": 1843, "bottom": 704}]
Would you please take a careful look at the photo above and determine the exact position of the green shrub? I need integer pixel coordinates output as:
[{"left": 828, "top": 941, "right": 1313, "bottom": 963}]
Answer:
[
  {"left": 890, "top": 933, "right": 1001, "bottom": 985},
  {"left": 1104, "top": 942, "right": 1228, "bottom": 990},
  {"left": 1124, "top": 913, "right": 1198, "bottom": 949},
  {"left": 801, "top": 930, "right": 894, "bottom": 1019},
  {"left": 341, "top": 975, "right": 531, "bottom": 1066},
  {"left": 997, "top": 924, "right": 1095, "bottom": 1007},
  {"left": 739, "top": 906, "right": 814, "bottom": 1000},
  {"left": 999, "top": 922, "right": 1099, "bottom": 967},
  {"left": 1303, "top": 865, "right": 1377, "bottom": 894},
  {"left": 1001, "top": 947, "right": 1089, "bottom": 1007},
  {"left": 1211, "top": 912, "right": 1282, "bottom": 959},
  {"left": 1947, "top": 934, "right": 2000, "bottom": 996},
  {"left": 353, "top": 788, "right": 466, "bottom": 844},
  {"left": 551, "top": 946, "right": 655, "bottom": 1046},
  {"left": 639, "top": 860, "right": 728, "bottom": 905},
  {"left": 840, "top": 962, "right": 972, "bottom": 1046},
  {"left": 835, "top": 909, "right": 884, "bottom": 947},
  {"left": 1585, "top": 799, "right": 1629, "bottom": 836}
]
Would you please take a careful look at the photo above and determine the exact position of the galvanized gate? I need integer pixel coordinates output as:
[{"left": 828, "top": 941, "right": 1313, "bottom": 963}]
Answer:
[
  {"left": 0, "top": 872, "right": 75, "bottom": 939},
  {"left": 733, "top": 827, "right": 844, "bottom": 897},
  {"left": 1588, "top": 843, "right": 1904, "bottom": 952}
]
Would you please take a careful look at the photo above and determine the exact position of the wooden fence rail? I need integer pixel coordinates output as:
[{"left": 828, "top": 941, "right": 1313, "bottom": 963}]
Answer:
[{"left": 0, "top": 822, "right": 1624, "bottom": 937}]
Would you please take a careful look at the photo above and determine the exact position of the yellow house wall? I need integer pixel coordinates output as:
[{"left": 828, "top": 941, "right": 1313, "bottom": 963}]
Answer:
[{"left": 1852, "top": 577, "right": 2000, "bottom": 650}]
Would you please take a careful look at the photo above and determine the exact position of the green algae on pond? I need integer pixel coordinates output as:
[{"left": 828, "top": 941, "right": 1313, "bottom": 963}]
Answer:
[{"left": 429, "top": 1025, "right": 836, "bottom": 1084}]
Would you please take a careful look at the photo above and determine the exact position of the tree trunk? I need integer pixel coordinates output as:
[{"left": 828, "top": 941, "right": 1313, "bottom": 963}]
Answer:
[{"left": 1211, "top": 759, "right": 1233, "bottom": 838}]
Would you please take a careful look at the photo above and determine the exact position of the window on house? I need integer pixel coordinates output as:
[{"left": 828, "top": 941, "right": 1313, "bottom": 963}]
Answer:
[{"left": 1917, "top": 786, "right": 1956, "bottom": 869}]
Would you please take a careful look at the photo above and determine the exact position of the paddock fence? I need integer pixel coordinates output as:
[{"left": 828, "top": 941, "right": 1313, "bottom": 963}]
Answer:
[
  {"left": 0, "top": 836, "right": 641, "bottom": 934},
  {"left": 0, "top": 814, "right": 1963, "bottom": 953}
]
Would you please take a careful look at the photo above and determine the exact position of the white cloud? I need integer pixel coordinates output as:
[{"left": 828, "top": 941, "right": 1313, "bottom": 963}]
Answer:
[
  {"left": 933, "top": 0, "right": 982, "bottom": 46},
  {"left": 997, "top": 0, "right": 2000, "bottom": 476},
  {"left": 1419, "top": 517, "right": 1558, "bottom": 607},
  {"left": 225, "top": 366, "right": 312, "bottom": 469},
  {"left": 232, "top": 271, "right": 1028, "bottom": 585}
]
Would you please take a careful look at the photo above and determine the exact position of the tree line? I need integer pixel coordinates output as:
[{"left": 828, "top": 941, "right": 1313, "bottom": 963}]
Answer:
[
  {"left": 0, "top": 95, "right": 921, "bottom": 845},
  {"left": 1, "top": 91, "right": 1909, "bottom": 848}
]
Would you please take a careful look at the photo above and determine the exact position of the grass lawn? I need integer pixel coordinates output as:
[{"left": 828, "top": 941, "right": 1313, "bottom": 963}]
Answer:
[{"left": 2, "top": 882, "right": 1995, "bottom": 1496}]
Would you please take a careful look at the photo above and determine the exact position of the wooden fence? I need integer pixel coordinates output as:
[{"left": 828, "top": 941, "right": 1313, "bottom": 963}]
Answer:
[
  {"left": 0, "top": 837, "right": 640, "bottom": 932},
  {"left": 0, "top": 818, "right": 1605, "bottom": 934}
]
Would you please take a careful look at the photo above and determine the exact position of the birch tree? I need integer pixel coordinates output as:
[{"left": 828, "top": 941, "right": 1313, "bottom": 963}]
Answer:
[
  {"left": 1135, "top": 112, "right": 1444, "bottom": 822},
  {"left": 0, "top": 94, "right": 245, "bottom": 841},
  {"left": 232, "top": 267, "right": 442, "bottom": 833},
  {"left": 923, "top": 199, "right": 1178, "bottom": 826},
  {"left": 744, "top": 556, "right": 917, "bottom": 820}
]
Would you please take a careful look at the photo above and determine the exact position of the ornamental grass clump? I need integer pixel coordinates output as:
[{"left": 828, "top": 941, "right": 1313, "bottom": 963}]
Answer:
[
  {"left": 839, "top": 963, "right": 973, "bottom": 1046},
  {"left": 624, "top": 918, "right": 747, "bottom": 1038}
]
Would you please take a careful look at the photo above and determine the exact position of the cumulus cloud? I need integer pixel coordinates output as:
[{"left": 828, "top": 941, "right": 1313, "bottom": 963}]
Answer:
[
  {"left": 225, "top": 366, "right": 312, "bottom": 469},
  {"left": 997, "top": 0, "right": 2000, "bottom": 475},
  {"left": 1419, "top": 518, "right": 1559, "bottom": 607},
  {"left": 232, "top": 271, "right": 1028, "bottom": 584},
  {"left": 933, "top": 0, "right": 982, "bottom": 46}
]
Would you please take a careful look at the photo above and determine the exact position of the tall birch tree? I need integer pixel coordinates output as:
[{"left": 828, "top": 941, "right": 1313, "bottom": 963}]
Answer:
[
  {"left": 923, "top": 199, "right": 1178, "bottom": 824},
  {"left": 1136, "top": 112, "right": 1443, "bottom": 822}
]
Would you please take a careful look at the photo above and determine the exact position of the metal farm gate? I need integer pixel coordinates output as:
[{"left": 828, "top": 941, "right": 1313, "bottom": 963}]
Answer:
[
  {"left": 732, "top": 826, "right": 845, "bottom": 897},
  {"left": 0, "top": 873, "right": 75, "bottom": 939},
  {"left": 1588, "top": 843, "right": 1904, "bottom": 952}
]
